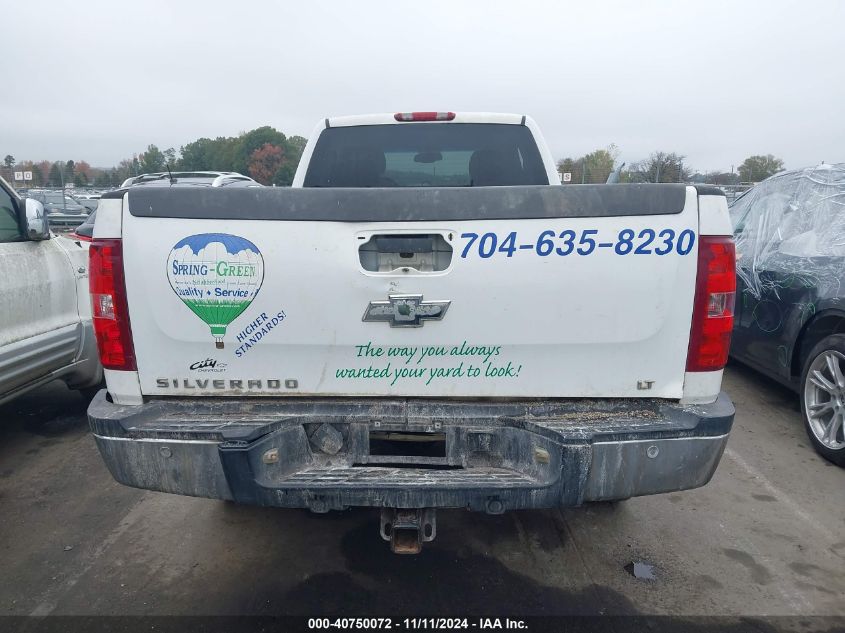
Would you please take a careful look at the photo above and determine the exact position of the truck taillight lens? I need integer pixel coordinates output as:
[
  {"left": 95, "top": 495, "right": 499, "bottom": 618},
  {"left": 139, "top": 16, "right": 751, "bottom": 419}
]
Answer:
[
  {"left": 90, "top": 239, "right": 136, "bottom": 371},
  {"left": 394, "top": 112, "right": 456, "bottom": 122},
  {"left": 686, "top": 236, "right": 736, "bottom": 372}
]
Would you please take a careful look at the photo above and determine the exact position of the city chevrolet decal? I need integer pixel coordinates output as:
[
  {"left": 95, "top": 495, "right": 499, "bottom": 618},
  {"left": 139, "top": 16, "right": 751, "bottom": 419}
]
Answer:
[
  {"left": 188, "top": 358, "right": 228, "bottom": 372},
  {"left": 167, "top": 233, "right": 264, "bottom": 348}
]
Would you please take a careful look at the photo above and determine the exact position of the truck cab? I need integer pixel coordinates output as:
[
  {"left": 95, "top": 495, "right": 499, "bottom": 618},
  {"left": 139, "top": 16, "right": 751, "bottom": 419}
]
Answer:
[{"left": 293, "top": 111, "right": 561, "bottom": 188}]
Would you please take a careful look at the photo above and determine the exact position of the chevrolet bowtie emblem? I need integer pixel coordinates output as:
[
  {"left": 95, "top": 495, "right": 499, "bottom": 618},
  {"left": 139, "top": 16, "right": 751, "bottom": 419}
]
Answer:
[{"left": 362, "top": 294, "right": 451, "bottom": 328}]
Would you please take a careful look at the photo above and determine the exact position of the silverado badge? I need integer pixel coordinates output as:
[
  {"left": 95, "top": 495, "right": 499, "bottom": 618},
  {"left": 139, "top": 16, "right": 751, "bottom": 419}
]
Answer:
[{"left": 362, "top": 294, "right": 450, "bottom": 328}]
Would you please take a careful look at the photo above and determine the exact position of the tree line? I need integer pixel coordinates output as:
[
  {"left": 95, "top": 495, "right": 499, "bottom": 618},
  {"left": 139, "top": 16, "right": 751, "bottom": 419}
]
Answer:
[
  {"left": 2, "top": 125, "right": 307, "bottom": 188},
  {"left": 556, "top": 146, "right": 785, "bottom": 185},
  {"left": 4, "top": 134, "right": 786, "bottom": 190}
]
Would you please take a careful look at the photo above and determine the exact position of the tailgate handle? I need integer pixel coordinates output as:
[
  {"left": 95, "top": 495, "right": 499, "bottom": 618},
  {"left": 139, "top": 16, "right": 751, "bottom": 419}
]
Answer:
[
  {"left": 359, "top": 233, "right": 453, "bottom": 273},
  {"left": 374, "top": 235, "right": 434, "bottom": 254}
]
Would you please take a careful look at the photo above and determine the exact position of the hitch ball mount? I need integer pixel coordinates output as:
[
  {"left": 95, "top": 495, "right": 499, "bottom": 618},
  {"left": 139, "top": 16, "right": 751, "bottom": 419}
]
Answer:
[{"left": 380, "top": 508, "right": 437, "bottom": 554}]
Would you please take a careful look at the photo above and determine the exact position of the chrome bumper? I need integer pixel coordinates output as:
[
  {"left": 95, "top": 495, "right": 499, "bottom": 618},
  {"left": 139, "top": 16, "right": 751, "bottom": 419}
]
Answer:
[{"left": 89, "top": 392, "right": 733, "bottom": 510}]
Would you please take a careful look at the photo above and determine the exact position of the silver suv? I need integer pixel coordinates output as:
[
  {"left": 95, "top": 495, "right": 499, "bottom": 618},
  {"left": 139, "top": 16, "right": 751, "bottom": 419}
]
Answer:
[
  {"left": 120, "top": 171, "right": 260, "bottom": 188},
  {"left": 0, "top": 176, "right": 102, "bottom": 405}
]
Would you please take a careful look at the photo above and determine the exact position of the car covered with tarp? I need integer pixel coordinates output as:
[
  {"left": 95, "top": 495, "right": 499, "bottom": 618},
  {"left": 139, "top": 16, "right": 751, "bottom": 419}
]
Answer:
[{"left": 731, "top": 163, "right": 845, "bottom": 465}]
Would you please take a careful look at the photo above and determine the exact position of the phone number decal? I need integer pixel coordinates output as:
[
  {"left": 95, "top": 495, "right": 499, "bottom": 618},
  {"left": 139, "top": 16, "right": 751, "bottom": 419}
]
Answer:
[{"left": 460, "top": 229, "right": 695, "bottom": 259}]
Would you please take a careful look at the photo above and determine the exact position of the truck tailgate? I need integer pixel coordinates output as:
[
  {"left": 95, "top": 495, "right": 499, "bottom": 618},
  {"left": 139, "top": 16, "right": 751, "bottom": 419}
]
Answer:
[{"left": 121, "top": 185, "right": 699, "bottom": 399}]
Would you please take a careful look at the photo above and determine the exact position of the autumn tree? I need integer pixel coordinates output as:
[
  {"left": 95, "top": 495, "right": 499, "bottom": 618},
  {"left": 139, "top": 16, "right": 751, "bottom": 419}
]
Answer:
[
  {"left": 248, "top": 143, "right": 286, "bottom": 185},
  {"left": 233, "top": 127, "right": 287, "bottom": 175},
  {"left": 738, "top": 154, "right": 784, "bottom": 183},
  {"left": 75, "top": 160, "right": 93, "bottom": 182},
  {"left": 176, "top": 128, "right": 305, "bottom": 179},
  {"left": 6, "top": 126, "right": 308, "bottom": 189}
]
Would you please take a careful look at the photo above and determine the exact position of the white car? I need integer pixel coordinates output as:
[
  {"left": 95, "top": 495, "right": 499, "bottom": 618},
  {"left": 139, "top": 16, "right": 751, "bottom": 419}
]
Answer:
[{"left": 0, "top": 176, "right": 102, "bottom": 405}]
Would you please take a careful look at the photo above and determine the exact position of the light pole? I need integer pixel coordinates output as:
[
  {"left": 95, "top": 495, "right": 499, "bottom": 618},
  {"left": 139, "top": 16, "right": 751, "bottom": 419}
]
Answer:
[{"left": 55, "top": 160, "right": 67, "bottom": 211}]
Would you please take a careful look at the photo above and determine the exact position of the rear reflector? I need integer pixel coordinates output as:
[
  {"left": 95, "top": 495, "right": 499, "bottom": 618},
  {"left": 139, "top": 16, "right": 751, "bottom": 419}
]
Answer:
[
  {"left": 90, "top": 239, "right": 137, "bottom": 371},
  {"left": 686, "top": 236, "right": 736, "bottom": 372},
  {"left": 394, "top": 112, "right": 456, "bottom": 122}
]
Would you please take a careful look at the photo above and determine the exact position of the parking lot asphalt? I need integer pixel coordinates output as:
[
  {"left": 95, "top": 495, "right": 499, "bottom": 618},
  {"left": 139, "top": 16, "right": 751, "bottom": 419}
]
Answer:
[{"left": 0, "top": 364, "right": 842, "bottom": 618}]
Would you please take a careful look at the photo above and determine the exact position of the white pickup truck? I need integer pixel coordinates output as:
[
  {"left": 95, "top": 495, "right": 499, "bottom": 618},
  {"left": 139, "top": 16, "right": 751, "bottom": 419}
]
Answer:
[{"left": 87, "top": 112, "right": 736, "bottom": 553}]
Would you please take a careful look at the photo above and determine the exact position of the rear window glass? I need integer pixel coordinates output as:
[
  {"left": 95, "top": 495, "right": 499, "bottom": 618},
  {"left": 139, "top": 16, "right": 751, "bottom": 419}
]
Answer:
[{"left": 303, "top": 123, "right": 548, "bottom": 188}]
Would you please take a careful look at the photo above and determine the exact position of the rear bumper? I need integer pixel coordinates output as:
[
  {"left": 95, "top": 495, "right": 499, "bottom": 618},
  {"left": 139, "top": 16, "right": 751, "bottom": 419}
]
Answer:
[{"left": 88, "top": 392, "right": 734, "bottom": 511}]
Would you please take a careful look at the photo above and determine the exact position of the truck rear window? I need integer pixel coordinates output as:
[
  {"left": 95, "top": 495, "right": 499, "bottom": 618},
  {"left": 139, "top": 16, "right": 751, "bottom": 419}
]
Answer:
[{"left": 303, "top": 123, "right": 549, "bottom": 188}]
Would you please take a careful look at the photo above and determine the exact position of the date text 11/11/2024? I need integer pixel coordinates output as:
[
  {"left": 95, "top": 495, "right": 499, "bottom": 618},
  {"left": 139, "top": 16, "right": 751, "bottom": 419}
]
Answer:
[
  {"left": 307, "top": 617, "right": 528, "bottom": 629},
  {"left": 460, "top": 228, "right": 695, "bottom": 259}
]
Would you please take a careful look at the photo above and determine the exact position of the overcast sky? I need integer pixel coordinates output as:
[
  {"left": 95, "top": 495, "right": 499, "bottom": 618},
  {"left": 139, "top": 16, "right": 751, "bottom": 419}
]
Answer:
[{"left": 2, "top": 0, "right": 843, "bottom": 173}]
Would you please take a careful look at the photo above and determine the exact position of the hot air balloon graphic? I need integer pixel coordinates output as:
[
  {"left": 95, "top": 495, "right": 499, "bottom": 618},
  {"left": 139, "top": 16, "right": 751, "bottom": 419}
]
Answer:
[{"left": 166, "top": 233, "right": 264, "bottom": 348}]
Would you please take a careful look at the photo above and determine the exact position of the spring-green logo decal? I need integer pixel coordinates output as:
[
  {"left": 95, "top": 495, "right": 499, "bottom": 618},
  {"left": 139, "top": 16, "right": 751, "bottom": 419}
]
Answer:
[{"left": 167, "top": 233, "right": 264, "bottom": 348}]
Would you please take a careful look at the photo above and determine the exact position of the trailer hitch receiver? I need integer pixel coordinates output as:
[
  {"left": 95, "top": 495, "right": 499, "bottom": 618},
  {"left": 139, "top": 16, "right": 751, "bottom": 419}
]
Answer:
[{"left": 380, "top": 508, "right": 436, "bottom": 554}]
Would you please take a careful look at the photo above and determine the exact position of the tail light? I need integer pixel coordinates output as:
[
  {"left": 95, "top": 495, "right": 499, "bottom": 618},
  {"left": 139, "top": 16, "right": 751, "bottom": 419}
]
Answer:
[
  {"left": 89, "top": 239, "right": 136, "bottom": 370},
  {"left": 686, "top": 236, "right": 736, "bottom": 372},
  {"left": 394, "top": 112, "right": 455, "bottom": 122}
]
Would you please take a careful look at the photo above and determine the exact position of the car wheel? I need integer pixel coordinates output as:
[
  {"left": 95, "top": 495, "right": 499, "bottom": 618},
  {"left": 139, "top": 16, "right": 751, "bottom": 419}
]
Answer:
[{"left": 800, "top": 335, "right": 845, "bottom": 467}]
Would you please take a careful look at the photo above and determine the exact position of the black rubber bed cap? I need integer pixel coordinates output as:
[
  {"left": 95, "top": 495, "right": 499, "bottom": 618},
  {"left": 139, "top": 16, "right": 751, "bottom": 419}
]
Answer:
[
  {"left": 126, "top": 183, "right": 690, "bottom": 222},
  {"left": 693, "top": 185, "right": 726, "bottom": 197},
  {"left": 100, "top": 189, "right": 128, "bottom": 199}
]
